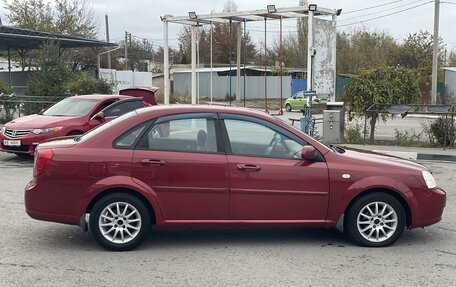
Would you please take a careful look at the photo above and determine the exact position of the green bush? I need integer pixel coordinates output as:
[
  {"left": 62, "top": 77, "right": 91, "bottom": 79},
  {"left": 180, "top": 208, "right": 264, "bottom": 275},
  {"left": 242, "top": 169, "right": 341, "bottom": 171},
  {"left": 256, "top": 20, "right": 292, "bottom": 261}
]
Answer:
[
  {"left": 394, "top": 129, "right": 423, "bottom": 146},
  {"left": 344, "top": 123, "right": 364, "bottom": 144},
  {"left": 429, "top": 117, "right": 455, "bottom": 146},
  {"left": 64, "top": 72, "right": 113, "bottom": 96},
  {"left": 0, "top": 80, "right": 16, "bottom": 123}
]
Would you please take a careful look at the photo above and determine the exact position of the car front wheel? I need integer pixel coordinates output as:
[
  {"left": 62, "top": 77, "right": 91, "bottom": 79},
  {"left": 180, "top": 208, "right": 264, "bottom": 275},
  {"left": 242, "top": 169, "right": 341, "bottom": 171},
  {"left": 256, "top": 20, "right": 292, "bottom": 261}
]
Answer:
[
  {"left": 285, "top": 103, "right": 292, "bottom": 112},
  {"left": 346, "top": 192, "right": 405, "bottom": 247},
  {"left": 89, "top": 193, "right": 150, "bottom": 251}
]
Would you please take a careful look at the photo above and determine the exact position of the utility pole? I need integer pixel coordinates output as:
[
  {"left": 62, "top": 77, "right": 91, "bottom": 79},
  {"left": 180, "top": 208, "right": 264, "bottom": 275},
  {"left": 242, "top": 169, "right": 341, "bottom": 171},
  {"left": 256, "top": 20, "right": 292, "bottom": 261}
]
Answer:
[
  {"left": 125, "top": 31, "right": 128, "bottom": 70},
  {"left": 431, "top": 0, "right": 440, "bottom": 105},
  {"left": 105, "top": 14, "right": 111, "bottom": 70}
]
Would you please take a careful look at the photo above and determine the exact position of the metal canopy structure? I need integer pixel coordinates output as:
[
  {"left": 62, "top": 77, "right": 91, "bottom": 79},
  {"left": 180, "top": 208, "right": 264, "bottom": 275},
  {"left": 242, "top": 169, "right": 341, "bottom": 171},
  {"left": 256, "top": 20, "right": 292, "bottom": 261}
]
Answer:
[
  {"left": 0, "top": 26, "right": 116, "bottom": 50},
  {"left": 0, "top": 25, "right": 117, "bottom": 85},
  {"left": 161, "top": 5, "right": 339, "bottom": 107}
]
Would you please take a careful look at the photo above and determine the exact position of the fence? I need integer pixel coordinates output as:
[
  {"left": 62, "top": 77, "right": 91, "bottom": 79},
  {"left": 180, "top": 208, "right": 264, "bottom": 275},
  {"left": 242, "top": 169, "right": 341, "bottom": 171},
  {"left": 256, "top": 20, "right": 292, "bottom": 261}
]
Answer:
[{"left": 99, "top": 69, "right": 153, "bottom": 93}]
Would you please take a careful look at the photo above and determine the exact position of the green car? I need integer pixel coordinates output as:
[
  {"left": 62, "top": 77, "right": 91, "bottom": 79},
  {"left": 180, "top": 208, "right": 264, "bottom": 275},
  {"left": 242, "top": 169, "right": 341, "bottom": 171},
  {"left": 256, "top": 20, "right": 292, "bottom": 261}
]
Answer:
[{"left": 284, "top": 91, "right": 316, "bottom": 112}]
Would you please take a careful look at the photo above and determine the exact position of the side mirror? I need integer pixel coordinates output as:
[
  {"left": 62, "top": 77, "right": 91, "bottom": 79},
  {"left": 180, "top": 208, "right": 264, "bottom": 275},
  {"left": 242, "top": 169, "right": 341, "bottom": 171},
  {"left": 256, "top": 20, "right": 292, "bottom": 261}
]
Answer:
[
  {"left": 301, "top": 145, "right": 317, "bottom": 161},
  {"left": 91, "top": 111, "right": 105, "bottom": 121}
]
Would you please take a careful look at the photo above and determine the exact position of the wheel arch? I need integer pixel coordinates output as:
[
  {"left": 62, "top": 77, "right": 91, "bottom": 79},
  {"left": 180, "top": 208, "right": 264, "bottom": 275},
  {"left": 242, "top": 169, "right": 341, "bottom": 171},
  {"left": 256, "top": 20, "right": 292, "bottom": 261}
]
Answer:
[
  {"left": 85, "top": 187, "right": 156, "bottom": 225},
  {"left": 343, "top": 188, "right": 412, "bottom": 229}
]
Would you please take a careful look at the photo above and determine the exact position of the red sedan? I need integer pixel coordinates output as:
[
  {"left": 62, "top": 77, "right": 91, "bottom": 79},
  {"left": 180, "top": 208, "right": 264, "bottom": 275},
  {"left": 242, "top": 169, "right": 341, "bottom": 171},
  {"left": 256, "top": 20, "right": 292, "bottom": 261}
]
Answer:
[{"left": 25, "top": 105, "right": 446, "bottom": 251}]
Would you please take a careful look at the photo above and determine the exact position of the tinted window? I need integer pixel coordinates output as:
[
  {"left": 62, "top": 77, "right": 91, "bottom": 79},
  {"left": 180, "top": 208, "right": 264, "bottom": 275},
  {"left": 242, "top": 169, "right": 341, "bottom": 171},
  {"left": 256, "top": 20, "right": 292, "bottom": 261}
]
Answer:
[
  {"left": 43, "top": 98, "right": 99, "bottom": 117},
  {"left": 224, "top": 119, "right": 303, "bottom": 159},
  {"left": 114, "top": 122, "right": 148, "bottom": 148},
  {"left": 138, "top": 117, "right": 218, "bottom": 153},
  {"left": 104, "top": 101, "right": 143, "bottom": 118}
]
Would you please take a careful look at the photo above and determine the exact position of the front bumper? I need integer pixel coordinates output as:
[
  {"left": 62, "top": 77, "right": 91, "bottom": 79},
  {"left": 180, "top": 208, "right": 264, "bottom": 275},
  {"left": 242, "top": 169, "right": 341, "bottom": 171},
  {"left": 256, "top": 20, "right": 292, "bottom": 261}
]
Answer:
[
  {"left": 0, "top": 132, "right": 56, "bottom": 155},
  {"left": 410, "top": 187, "right": 446, "bottom": 228}
]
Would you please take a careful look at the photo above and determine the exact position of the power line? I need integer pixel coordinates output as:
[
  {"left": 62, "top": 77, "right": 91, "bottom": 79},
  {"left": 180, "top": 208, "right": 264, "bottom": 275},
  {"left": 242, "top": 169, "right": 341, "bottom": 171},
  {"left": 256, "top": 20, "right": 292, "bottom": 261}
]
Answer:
[
  {"left": 338, "top": 1, "right": 433, "bottom": 28},
  {"left": 343, "top": 0, "right": 405, "bottom": 14},
  {"left": 339, "top": 0, "right": 429, "bottom": 22}
]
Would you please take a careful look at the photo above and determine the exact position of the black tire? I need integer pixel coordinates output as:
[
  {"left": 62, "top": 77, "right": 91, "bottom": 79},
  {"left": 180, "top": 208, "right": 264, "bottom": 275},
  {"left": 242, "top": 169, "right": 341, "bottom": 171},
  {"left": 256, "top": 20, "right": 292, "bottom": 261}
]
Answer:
[
  {"left": 89, "top": 193, "right": 150, "bottom": 251},
  {"left": 285, "top": 103, "right": 292, "bottom": 112},
  {"left": 14, "top": 153, "right": 32, "bottom": 158},
  {"left": 345, "top": 192, "right": 405, "bottom": 247}
]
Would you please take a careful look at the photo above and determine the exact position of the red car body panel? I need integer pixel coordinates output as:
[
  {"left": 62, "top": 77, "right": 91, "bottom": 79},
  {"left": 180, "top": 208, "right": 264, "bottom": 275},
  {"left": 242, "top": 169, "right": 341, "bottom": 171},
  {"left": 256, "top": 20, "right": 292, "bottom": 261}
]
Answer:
[{"left": 24, "top": 105, "right": 446, "bottom": 231}]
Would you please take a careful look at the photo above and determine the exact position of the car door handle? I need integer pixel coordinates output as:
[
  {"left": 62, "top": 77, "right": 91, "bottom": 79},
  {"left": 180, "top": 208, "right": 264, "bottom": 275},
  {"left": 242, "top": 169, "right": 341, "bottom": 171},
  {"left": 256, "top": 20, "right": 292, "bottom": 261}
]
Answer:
[
  {"left": 140, "top": 159, "right": 166, "bottom": 166},
  {"left": 237, "top": 164, "right": 261, "bottom": 171}
]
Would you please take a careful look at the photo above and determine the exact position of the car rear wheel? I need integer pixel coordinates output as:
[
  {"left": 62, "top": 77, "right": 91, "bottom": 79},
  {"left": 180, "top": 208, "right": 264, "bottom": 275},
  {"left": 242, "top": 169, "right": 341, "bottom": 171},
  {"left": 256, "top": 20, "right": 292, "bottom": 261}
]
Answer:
[
  {"left": 346, "top": 192, "right": 405, "bottom": 247},
  {"left": 285, "top": 103, "right": 292, "bottom": 112},
  {"left": 89, "top": 193, "right": 150, "bottom": 251}
]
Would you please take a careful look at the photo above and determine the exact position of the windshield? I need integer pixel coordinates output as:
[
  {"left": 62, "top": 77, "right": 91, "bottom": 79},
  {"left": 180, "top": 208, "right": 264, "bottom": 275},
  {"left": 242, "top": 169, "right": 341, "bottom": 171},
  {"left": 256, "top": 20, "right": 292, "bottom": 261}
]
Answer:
[
  {"left": 43, "top": 98, "right": 99, "bottom": 117},
  {"left": 76, "top": 110, "right": 137, "bottom": 142}
]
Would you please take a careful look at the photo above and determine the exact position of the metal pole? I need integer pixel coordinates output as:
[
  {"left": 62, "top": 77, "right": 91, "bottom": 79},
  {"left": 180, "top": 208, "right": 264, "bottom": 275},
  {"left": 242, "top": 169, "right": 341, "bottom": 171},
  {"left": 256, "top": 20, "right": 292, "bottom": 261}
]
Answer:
[
  {"left": 307, "top": 10, "right": 314, "bottom": 92},
  {"left": 124, "top": 31, "right": 128, "bottom": 71},
  {"left": 229, "top": 18, "right": 233, "bottom": 106},
  {"left": 191, "top": 25, "right": 197, "bottom": 105},
  {"left": 264, "top": 17, "right": 268, "bottom": 113},
  {"left": 210, "top": 22, "right": 213, "bottom": 104},
  {"left": 96, "top": 49, "right": 101, "bottom": 79},
  {"left": 431, "top": 0, "right": 440, "bottom": 105},
  {"left": 332, "top": 13, "right": 337, "bottom": 102},
  {"left": 243, "top": 19, "right": 247, "bottom": 108},
  {"left": 7, "top": 48, "right": 11, "bottom": 87},
  {"left": 163, "top": 21, "right": 170, "bottom": 105},
  {"left": 197, "top": 24, "right": 200, "bottom": 104},
  {"left": 279, "top": 16, "right": 283, "bottom": 115},
  {"left": 105, "top": 14, "right": 111, "bottom": 70},
  {"left": 236, "top": 22, "right": 241, "bottom": 102}
]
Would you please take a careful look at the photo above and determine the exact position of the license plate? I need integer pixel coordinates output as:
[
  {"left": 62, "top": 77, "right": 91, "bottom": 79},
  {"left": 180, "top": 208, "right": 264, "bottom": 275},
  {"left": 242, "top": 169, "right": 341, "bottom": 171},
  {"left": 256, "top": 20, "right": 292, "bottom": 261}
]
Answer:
[{"left": 3, "top": 140, "right": 21, "bottom": 146}]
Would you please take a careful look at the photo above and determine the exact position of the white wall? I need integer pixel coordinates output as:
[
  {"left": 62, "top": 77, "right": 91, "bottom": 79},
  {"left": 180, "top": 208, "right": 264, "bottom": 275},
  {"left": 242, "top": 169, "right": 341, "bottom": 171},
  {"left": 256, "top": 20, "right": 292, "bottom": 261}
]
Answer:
[{"left": 100, "top": 69, "right": 153, "bottom": 93}]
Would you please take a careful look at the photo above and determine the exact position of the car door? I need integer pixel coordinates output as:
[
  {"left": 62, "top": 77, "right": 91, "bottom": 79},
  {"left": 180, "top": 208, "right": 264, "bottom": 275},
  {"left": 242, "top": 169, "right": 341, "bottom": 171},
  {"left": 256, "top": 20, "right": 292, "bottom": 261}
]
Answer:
[
  {"left": 131, "top": 113, "right": 230, "bottom": 221},
  {"left": 100, "top": 98, "right": 145, "bottom": 121},
  {"left": 220, "top": 114, "right": 329, "bottom": 221},
  {"left": 291, "top": 92, "right": 304, "bottom": 110}
]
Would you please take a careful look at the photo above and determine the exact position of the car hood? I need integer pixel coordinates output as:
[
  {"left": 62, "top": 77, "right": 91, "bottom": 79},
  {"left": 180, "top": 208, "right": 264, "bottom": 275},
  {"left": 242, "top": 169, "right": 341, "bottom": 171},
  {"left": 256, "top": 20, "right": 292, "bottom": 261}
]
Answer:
[
  {"left": 5, "top": 114, "right": 78, "bottom": 129},
  {"left": 340, "top": 146, "right": 427, "bottom": 172}
]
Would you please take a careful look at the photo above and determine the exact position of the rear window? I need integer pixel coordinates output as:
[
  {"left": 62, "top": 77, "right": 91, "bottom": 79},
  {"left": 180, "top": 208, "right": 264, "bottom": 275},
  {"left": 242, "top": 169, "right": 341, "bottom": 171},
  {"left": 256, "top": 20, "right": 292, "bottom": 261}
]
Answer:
[{"left": 76, "top": 111, "right": 137, "bottom": 142}]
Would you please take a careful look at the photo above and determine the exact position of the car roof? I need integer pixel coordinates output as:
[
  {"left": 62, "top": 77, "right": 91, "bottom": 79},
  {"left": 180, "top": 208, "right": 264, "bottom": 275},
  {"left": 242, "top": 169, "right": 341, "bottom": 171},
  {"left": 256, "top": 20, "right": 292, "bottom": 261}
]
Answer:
[
  {"left": 68, "top": 94, "right": 131, "bottom": 100},
  {"left": 136, "top": 104, "right": 274, "bottom": 120}
]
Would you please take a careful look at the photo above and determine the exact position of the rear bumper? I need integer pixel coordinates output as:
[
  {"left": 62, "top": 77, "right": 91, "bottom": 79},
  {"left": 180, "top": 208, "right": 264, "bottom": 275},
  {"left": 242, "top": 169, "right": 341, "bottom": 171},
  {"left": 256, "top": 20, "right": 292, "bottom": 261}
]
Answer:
[{"left": 24, "top": 180, "right": 80, "bottom": 225}]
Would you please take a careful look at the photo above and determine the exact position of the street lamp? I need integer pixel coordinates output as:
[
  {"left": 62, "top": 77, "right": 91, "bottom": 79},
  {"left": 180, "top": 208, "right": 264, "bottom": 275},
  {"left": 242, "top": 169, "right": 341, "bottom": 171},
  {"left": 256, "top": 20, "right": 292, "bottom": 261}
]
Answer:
[
  {"left": 267, "top": 5, "right": 276, "bottom": 13},
  {"left": 188, "top": 11, "right": 197, "bottom": 20}
]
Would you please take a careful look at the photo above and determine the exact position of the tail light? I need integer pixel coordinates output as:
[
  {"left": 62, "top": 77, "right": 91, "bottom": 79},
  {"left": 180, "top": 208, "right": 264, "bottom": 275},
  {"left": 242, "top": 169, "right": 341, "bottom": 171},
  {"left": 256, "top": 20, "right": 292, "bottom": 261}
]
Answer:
[{"left": 34, "top": 149, "right": 53, "bottom": 177}]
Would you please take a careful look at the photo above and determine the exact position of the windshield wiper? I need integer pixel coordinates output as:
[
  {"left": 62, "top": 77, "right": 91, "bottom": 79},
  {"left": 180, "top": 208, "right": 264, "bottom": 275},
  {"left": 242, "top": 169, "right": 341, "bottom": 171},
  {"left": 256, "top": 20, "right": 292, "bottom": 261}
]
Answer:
[{"left": 329, "top": 144, "right": 345, "bottom": 154}]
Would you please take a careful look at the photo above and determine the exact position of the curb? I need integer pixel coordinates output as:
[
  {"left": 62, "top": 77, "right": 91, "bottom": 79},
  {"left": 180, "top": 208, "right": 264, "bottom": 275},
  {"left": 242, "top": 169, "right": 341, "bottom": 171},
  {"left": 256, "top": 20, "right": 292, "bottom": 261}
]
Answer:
[{"left": 371, "top": 150, "right": 456, "bottom": 162}]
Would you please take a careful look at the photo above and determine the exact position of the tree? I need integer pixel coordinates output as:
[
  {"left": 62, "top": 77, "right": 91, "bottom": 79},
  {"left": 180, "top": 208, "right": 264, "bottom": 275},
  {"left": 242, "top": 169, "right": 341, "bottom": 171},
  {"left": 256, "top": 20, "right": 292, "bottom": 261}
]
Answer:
[
  {"left": 344, "top": 66, "right": 421, "bottom": 142},
  {"left": 336, "top": 30, "right": 398, "bottom": 74},
  {"left": 394, "top": 30, "right": 444, "bottom": 83},
  {"left": 25, "top": 42, "right": 75, "bottom": 114},
  {"left": 448, "top": 50, "right": 456, "bottom": 67},
  {"left": 3, "top": 0, "right": 99, "bottom": 71},
  {"left": 176, "top": 0, "right": 256, "bottom": 65},
  {"left": 0, "top": 80, "right": 16, "bottom": 123}
]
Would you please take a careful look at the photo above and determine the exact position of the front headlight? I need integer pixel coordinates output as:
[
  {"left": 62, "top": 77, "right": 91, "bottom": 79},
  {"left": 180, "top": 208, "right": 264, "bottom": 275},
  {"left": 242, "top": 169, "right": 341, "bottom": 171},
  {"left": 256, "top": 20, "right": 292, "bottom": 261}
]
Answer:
[
  {"left": 422, "top": 170, "right": 437, "bottom": 189},
  {"left": 32, "top": 127, "right": 63, "bottom": 135},
  {"left": 1, "top": 126, "right": 5, "bottom": 134}
]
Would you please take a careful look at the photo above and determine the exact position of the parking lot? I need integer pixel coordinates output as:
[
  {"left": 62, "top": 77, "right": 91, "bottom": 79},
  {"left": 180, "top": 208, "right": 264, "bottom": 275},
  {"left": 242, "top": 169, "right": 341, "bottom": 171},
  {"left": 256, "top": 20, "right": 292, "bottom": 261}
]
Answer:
[{"left": 0, "top": 152, "right": 455, "bottom": 287}]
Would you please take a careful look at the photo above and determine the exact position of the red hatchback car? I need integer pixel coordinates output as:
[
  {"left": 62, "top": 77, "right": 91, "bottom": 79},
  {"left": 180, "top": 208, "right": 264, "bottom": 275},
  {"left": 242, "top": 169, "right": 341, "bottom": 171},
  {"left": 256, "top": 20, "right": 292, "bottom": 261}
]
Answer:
[{"left": 25, "top": 105, "right": 446, "bottom": 251}]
